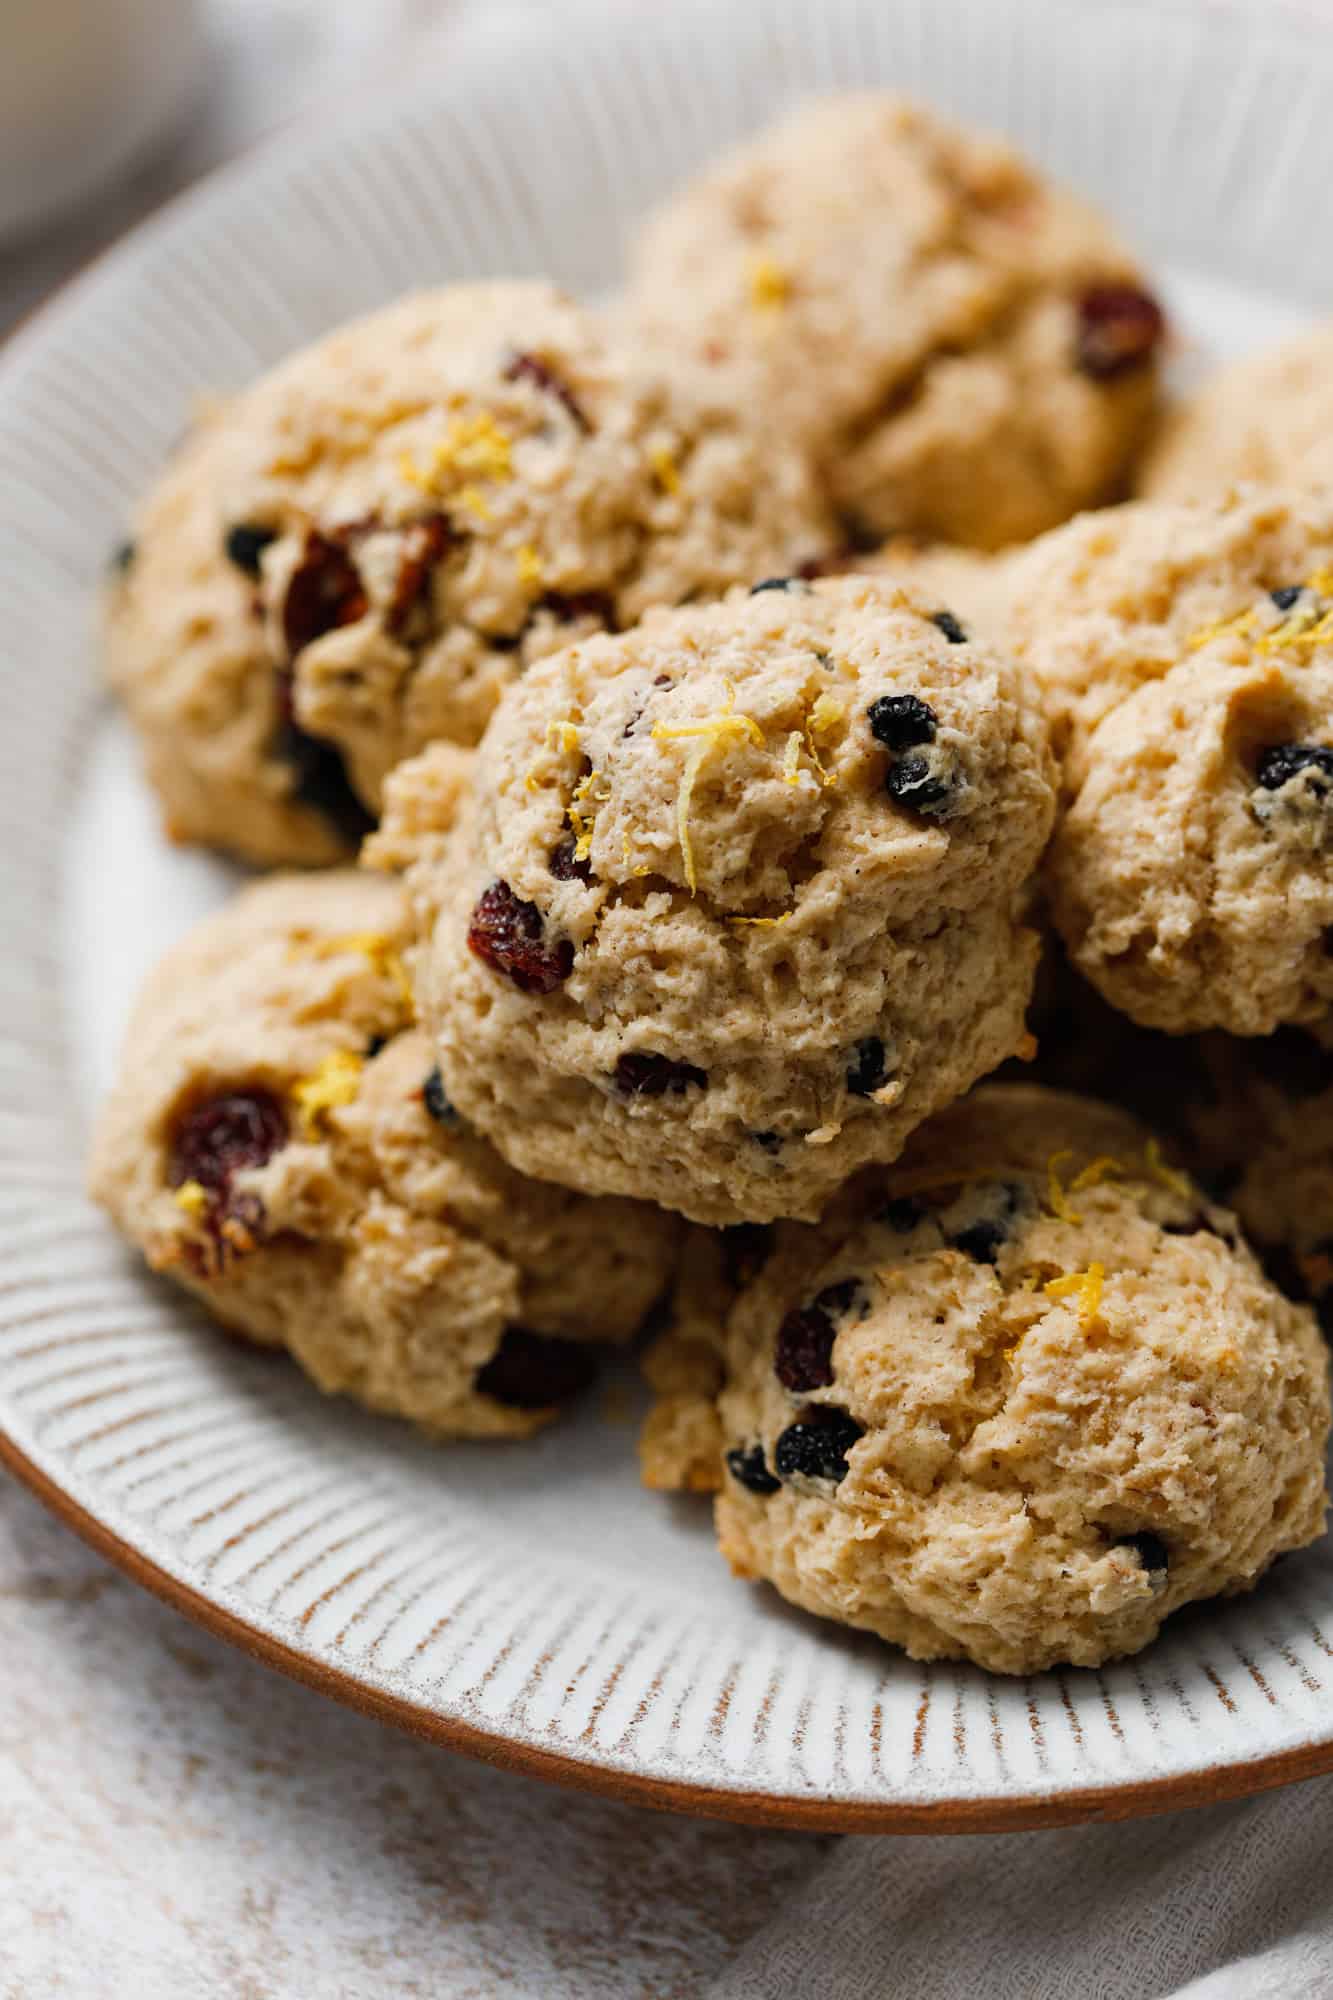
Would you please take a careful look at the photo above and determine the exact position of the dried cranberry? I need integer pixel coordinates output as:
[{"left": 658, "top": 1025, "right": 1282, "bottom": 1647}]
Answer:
[
  {"left": 169, "top": 1089, "right": 288, "bottom": 1195},
  {"left": 1118, "top": 1531, "right": 1169, "bottom": 1576},
  {"left": 867, "top": 694, "right": 937, "bottom": 752},
  {"left": 1255, "top": 743, "right": 1333, "bottom": 791},
  {"left": 422, "top": 1066, "right": 459, "bottom": 1127},
  {"left": 467, "top": 881, "right": 574, "bottom": 994},
  {"left": 387, "top": 514, "right": 454, "bottom": 632},
  {"left": 721, "top": 1223, "right": 774, "bottom": 1288},
  {"left": 282, "top": 530, "right": 368, "bottom": 655},
  {"left": 548, "top": 835, "right": 593, "bottom": 884},
  {"left": 612, "top": 1051, "right": 707, "bottom": 1097},
  {"left": 846, "top": 1036, "right": 890, "bottom": 1097},
  {"left": 886, "top": 752, "right": 953, "bottom": 815},
  {"left": 224, "top": 522, "right": 277, "bottom": 578},
  {"left": 930, "top": 610, "right": 968, "bottom": 645},
  {"left": 775, "top": 1280, "right": 865, "bottom": 1391},
  {"left": 475, "top": 1327, "right": 599, "bottom": 1408},
  {"left": 725, "top": 1444, "right": 780, "bottom": 1495},
  {"left": 774, "top": 1406, "right": 864, "bottom": 1484},
  {"left": 504, "top": 350, "right": 590, "bottom": 432},
  {"left": 1074, "top": 285, "right": 1165, "bottom": 381},
  {"left": 273, "top": 671, "right": 378, "bottom": 847}
]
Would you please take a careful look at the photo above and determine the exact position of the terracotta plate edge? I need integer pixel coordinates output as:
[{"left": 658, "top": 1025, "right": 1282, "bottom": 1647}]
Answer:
[{"left": 4, "top": 1425, "right": 1332, "bottom": 1834}]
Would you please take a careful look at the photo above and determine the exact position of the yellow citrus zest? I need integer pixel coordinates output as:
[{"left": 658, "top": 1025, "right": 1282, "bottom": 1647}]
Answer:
[
  {"left": 173, "top": 1180, "right": 210, "bottom": 1220},
  {"left": 649, "top": 443, "right": 681, "bottom": 495},
  {"left": 517, "top": 543, "right": 544, "bottom": 587},
  {"left": 1044, "top": 1262, "right": 1105, "bottom": 1329},
  {"left": 292, "top": 1049, "right": 364, "bottom": 1136},
  {"left": 748, "top": 254, "right": 790, "bottom": 310},
  {"left": 1046, "top": 1151, "right": 1082, "bottom": 1225},
  {"left": 651, "top": 681, "right": 764, "bottom": 893}
]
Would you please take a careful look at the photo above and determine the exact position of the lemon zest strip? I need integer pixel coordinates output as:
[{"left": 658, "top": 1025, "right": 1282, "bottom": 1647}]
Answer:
[
  {"left": 174, "top": 1180, "right": 210, "bottom": 1220},
  {"left": 651, "top": 682, "right": 764, "bottom": 893},
  {"left": 292, "top": 1049, "right": 364, "bottom": 1136},
  {"left": 1046, "top": 1151, "right": 1082, "bottom": 1225},
  {"left": 1043, "top": 1262, "right": 1105, "bottom": 1329}
]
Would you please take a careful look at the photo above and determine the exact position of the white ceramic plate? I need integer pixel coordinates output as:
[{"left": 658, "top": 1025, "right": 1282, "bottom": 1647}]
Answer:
[{"left": 4, "top": 0, "right": 1333, "bottom": 1832}]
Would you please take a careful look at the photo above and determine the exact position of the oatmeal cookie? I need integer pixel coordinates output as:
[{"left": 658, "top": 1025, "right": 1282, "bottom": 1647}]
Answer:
[
  {"left": 89, "top": 871, "right": 679, "bottom": 1437},
  {"left": 713, "top": 1084, "right": 1328, "bottom": 1672},
  {"left": 105, "top": 283, "right": 828, "bottom": 864},
  {"left": 1009, "top": 491, "right": 1333, "bottom": 1033},
  {"left": 405, "top": 573, "right": 1055, "bottom": 1224},
  {"left": 625, "top": 94, "right": 1163, "bottom": 550}
]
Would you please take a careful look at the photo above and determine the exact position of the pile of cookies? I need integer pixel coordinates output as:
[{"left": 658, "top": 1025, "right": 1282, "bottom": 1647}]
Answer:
[{"left": 91, "top": 95, "right": 1333, "bottom": 1677}]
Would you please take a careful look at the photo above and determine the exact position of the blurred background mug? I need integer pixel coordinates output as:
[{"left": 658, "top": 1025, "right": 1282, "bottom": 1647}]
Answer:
[{"left": 0, "top": 0, "right": 205, "bottom": 243}]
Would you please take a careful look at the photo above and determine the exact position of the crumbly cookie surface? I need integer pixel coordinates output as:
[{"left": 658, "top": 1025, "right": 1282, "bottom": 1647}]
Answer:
[
  {"left": 1141, "top": 326, "right": 1333, "bottom": 501},
  {"left": 1009, "top": 491, "right": 1333, "bottom": 1033},
  {"left": 406, "top": 574, "right": 1055, "bottom": 1225},
  {"left": 712, "top": 1085, "right": 1328, "bottom": 1674},
  {"left": 89, "top": 871, "right": 679, "bottom": 1438},
  {"left": 625, "top": 94, "right": 1163, "bottom": 550},
  {"left": 105, "top": 282, "right": 828, "bottom": 863}
]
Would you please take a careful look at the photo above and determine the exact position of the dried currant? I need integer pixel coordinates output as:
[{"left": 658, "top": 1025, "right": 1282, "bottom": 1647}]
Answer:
[
  {"left": 880, "top": 1196, "right": 925, "bottom": 1232},
  {"left": 725, "top": 1444, "right": 781, "bottom": 1495},
  {"left": 282, "top": 529, "right": 368, "bottom": 655},
  {"left": 885, "top": 752, "right": 954, "bottom": 815},
  {"left": 540, "top": 588, "right": 617, "bottom": 629},
  {"left": 549, "top": 835, "right": 593, "bottom": 884},
  {"left": 1074, "top": 285, "right": 1165, "bottom": 380},
  {"left": 422, "top": 1066, "right": 459, "bottom": 1127},
  {"left": 613, "top": 1051, "right": 707, "bottom": 1097},
  {"left": 224, "top": 522, "right": 277, "bottom": 578},
  {"left": 749, "top": 577, "right": 809, "bottom": 595},
  {"left": 109, "top": 538, "right": 136, "bottom": 576},
  {"left": 774, "top": 1406, "right": 864, "bottom": 1484},
  {"left": 846, "top": 1036, "right": 890, "bottom": 1097},
  {"left": 1118, "top": 1531, "right": 1169, "bottom": 1577},
  {"left": 1255, "top": 743, "right": 1333, "bottom": 791},
  {"left": 467, "top": 881, "right": 574, "bottom": 994},
  {"left": 503, "top": 350, "right": 590, "bottom": 432},
  {"left": 948, "top": 1182, "right": 1025, "bottom": 1265},
  {"left": 750, "top": 1130, "right": 783, "bottom": 1154},
  {"left": 475, "top": 1327, "right": 600, "bottom": 1408},
  {"left": 1270, "top": 585, "right": 1305, "bottom": 612},
  {"left": 273, "top": 671, "right": 377, "bottom": 847},
  {"left": 930, "top": 610, "right": 968, "bottom": 645},
  {"left": 867, "top": 694, "right": 938, "bottom": 752}
]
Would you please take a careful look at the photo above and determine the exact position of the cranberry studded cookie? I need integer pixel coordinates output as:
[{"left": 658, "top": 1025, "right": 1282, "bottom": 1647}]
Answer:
[
  {"left": 105, "top": 282, "right": 829, "bottom": 866},
  {"left": 403, "top": 573, "right": 1056, "bottom": 1225},
  {"left": 1141, "top": 324, "right": 1333, "bottom": 501},
  {"left": 89, "top": 871, "right": 679, "bottom": 1438},
  {"left": 712, "top": 1085, "right": 1329, "bottom": 1674},
  {"left": 624, "top": 94, "right": 1164, "bottom": 551},
  {"left": 1008, "top": 490, "right": 1333, "bottom": 1034}
]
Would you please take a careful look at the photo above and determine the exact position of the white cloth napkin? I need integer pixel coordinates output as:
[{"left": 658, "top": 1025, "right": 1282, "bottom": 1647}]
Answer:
[{"left": 707, "top": 1781, "right": 1333, "bottom": 1999}]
